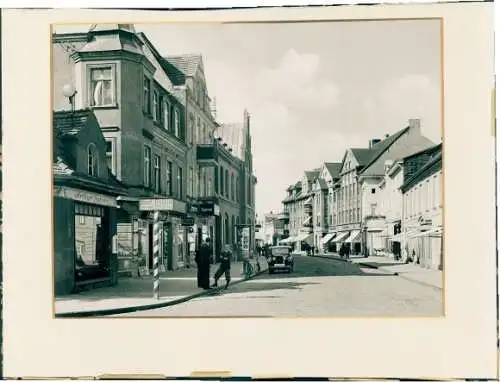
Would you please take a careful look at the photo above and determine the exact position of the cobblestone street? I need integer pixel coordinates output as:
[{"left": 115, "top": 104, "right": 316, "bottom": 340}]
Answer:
[{"left": 118, "top": 254, "right": 443, "bottom": 317}]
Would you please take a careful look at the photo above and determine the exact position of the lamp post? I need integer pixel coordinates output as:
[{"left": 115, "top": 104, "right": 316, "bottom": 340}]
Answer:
[{"left": 62, "top": 83, "right": 77, "bottom": 112}]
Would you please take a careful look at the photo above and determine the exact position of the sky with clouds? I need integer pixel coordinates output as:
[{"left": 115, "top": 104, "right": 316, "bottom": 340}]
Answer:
[{"left": 54, "top": 20, "right": 441, "bottom": 219}]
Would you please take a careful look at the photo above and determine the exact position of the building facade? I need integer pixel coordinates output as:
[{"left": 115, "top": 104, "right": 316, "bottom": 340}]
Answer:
[
  {"left": 357, "top": 119, "right": 434, "bottom": 256},
  {"left": 401, "top": 144, "right": 443, "bottom": 270},
  {"left": 280, "top": 169, "right": 318, "bottom": 251},
  {"left": 53, "top": 109, "right": 127, "bottom": 295},
  {"left": 53, "top": 25, "right": 190, "bottom": 276},
  {"left": 160, "top": 51, "right": 220, "bottom": 265}
]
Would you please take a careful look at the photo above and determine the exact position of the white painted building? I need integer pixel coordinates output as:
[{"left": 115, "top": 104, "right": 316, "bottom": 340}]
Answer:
[{"left": 400, "top": 144, "right": 443, "bottom": 270}]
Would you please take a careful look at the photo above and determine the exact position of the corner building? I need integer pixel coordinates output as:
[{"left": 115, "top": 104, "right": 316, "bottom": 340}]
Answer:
[{"left": 53, "top": 24, "right": 190, "bottom": 276}]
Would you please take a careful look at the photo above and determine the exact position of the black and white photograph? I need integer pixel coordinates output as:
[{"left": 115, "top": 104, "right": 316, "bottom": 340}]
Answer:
[{"left": 51, "top": 18, "right": 444, "bottom": 318}]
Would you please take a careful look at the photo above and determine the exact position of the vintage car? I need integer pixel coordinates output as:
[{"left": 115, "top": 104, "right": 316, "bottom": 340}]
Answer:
[{"left": 267, "top": 245, "right": 294, "bottom": 274}]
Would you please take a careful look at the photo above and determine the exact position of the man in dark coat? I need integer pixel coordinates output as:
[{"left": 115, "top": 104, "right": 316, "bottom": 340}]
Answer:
[
  {"left": 212, "top": 244, "right": 232, "bottom": 289},
  {"left": 195, "top": 237, "right": 212, "bottom": 289}
]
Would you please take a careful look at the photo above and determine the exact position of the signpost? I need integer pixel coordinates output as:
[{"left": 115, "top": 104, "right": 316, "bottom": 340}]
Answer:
[{"left": 153, "top": 211, "right": 161, "bottom": 299}]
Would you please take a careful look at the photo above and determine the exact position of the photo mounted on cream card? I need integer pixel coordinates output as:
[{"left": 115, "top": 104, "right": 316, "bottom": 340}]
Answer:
[
  {"left": 3, "top": 3, "right": 495, "bottom": 379},
  {"left": 52, "top": 18, "right": 444, "bottom": 318}
]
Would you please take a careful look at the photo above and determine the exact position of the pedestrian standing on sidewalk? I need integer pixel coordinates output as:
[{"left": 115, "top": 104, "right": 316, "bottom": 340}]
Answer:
[
  {"left": 196, "top": 237, "right": 212, "bottom": 290},
  {"left": 212, "top": 244, "right": 232, "bottom": 289}
]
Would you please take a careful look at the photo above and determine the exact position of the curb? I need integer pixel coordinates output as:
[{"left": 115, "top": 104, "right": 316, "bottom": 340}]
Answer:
[
  {"left": 316, "top": 255, "right": 442, "bottom": 290},
  {"left": 55, "top": 265, "right": 268, "bottom": 318}
]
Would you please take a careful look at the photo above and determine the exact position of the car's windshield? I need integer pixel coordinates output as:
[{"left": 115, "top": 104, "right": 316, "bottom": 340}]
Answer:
[{"left": 271, "top": 247, "right": 289, "bottom": 256}]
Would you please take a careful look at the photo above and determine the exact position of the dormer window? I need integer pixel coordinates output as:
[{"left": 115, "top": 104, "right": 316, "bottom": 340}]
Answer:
[{"left": 87, "top": 143, "right": 99, "bottom": 177}]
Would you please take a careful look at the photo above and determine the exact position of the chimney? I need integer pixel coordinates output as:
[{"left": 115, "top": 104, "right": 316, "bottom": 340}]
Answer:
[
  {"left": 369, "top": 138, "right": 381, "bottom": 149},
  {"left": 409, "top": 118, "right": 421, "bottom": 130}
]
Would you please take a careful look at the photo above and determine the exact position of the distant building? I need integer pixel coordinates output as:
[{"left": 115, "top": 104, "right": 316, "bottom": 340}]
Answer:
[
  {"left": 280, "top": 169, "right": 319, "bottom": 251},
  {"left": 400, "top": 143, "right": 443, "bottom": 270}
]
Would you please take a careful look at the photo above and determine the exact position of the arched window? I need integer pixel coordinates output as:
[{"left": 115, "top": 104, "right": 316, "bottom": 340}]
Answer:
[
  {"left": 231, "top": 216, "right": 235, "bottom": 244},
  {"left": 174, "top": 108, "right": 180, "bottom": 138},
  {"left": 87, "top": 143, "right": 99, "bottom": 176},
  {"left": 225, "top": 169, "right": 229, "bottom": 197}
]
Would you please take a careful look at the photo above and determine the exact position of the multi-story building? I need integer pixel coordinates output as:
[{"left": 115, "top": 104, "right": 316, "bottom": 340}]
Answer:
[
  {"left": 160, "top": 51, "right": 219, "bottom": 263},
  {"left": 356, "top": 118, "right": 434, "bottom": 255},
  {"left": 400, "top": 143, "right": 442, "bottom": 270},
  {"left": 280, "top": 169, "right": 319, "bottom": 251},
  {"left": 53, "top": 24, "right": 190, "bottom": 275},
  {"left": 375, "top": 159, "right": 405, "bottom": 256},
  {"left": 313, "top": 162, "right": 341, "bottom": 251}
]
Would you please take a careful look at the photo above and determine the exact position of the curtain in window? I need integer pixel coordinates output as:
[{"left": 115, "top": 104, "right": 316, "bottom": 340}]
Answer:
[{"left": 92, "top": 69, "right": 112, "bottom": 106}]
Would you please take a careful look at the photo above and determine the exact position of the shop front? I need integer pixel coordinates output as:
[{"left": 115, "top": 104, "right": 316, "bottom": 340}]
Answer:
[
  {"left": 54, "top": 184, "right": 124, "bottom": 295},
  {"left": 138, "top": 197, "right": 187, "bottom": 271}
]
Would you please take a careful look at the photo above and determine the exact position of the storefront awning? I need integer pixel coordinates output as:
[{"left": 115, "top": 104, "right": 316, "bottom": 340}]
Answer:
[
  {"left": 321, "top": 233, "right": 336, "bottom": 245},
  {"left": 344, "top": 230, "right": 361, "bottom": 243},
  {"left": 279, "top": 236, "right": 295, "bottom": 244},
  {"left": 295, "top": 233, "right": 312, "bottom": 242},
  {"left": 411, "top": 227, "right": 443, "bottom": 238},
  {"left": 332, "top": 231, "right": 350, "bottom": 243}
]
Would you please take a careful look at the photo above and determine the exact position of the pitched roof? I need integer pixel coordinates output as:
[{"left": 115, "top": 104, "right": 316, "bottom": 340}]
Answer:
[
  {"left": 164, "top": 54, "right": 202, "bottom": 79},
  {"left": 88, "top": 24, "right": 137, "bottom": 34},
  {"left": 324, "top": 162, "right": 342, "bottom": 178},
  {"left": 350, "top": 148, "right": 374, "bottom": 167},
  {"left": 53, "top": 109, "right": 94, "bottom": 136},
  {"left": 294, "top": 181, "right": 302, "bottom": 189},
  {"left": 358, "top": 127, "right": 411, "bottom": 173},
  {"left": 316, "top": 178, "right": 328, "bottom": 189},
  {"left": 401, "top": 150, "right": 442, "bottom": 192},
  {"left": 403, "top": 142, "right": 442, "bottom": 160},
  {"left": 305, "top": 169, "right": 320, "bottom": 181}
]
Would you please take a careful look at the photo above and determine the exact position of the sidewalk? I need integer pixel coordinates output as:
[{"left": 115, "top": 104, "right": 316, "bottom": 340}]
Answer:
[
  {"left": 315, "top": 252, "right": 442, "bottom": 290},
  {"left": 55, "top": 258, "right": 268, "bottom": 317}
]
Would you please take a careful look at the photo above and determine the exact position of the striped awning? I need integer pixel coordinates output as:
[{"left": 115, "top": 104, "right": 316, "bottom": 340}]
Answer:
[
  {"left": 332, "top": 231, "right": 350, "bottom": 243},
  {"left": 344, "top": 230, "right": 361, "bottom": 243},
  {"left": 321, "top": 233, "right": 336, "bottom": 245}
]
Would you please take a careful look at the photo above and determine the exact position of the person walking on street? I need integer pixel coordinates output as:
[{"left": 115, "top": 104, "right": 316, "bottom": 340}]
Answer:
[
  {"left": 195, "top": 237, "right": 212, "bottom": 289},
  {"left": 212, "top": 244, "right": 232, "bottom": 289}
]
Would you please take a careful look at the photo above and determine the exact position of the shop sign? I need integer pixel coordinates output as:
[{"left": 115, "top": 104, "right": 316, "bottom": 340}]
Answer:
[
  {"left": 54, "top": 186, "right": 117, "bottom": 207},
  {"left": 139, "top": 198, "right": 186, "bottom": 213},
  {"left": 182, "top": 217, "right": 195, "bottom": 226}
]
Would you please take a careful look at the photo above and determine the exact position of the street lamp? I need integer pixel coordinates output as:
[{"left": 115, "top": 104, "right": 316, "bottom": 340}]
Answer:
[{"left": 62, "top": 83, "right": 77, "bottom": 112}]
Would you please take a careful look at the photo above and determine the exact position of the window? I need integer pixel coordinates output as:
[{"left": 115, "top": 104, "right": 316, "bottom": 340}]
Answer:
[
  {"left": 177, "top": 167, "right": 183, "bottom": 198},
  {"left": 143, "top": 76, "right": 151, "bottom": 114},
  {"left": 79, "top": 215, "right": 86, "bottom": 225},
  {"left": 163, "top": 99, "right": 170, "bottom": 130},
  {"left": 174, "top": 108, "right": 180, "bottom": 137},
  {"left": 153, "top": 90, "right": 160, "bottom": 121},
  {"left": 225, "top": 169, "right": 229, "bottom": 197},
  {"left": 165, "top": 160, "right": 173, "bottom": 196},
  {"left": 196, "top": 118, "right": 201, "bottom": 143},
  {"left": 207, "top": 176, "right": 213, "bottom": 197},
  {"left": 231, "top": 173, "right": 235, "bottom": 200},
  {"left": 189, "top": 167, "right": 194, "bottom": 196},
  {"left": 189, "top": 114, "right": 195, "bottom": 144},
  {"left": 105, "top": 139, "right": 115, "bottom": 175},
  {"left": 235, "top": 177, "right": 238, "bottom": 202},
  {"left": 153, "top": 155, "right": 161, "bottom": 193},
  {"left": 370, "top": 203, "right": 376, "bottom": 216},
  {"left": 87, "top": 143, "right": 99, "bottom": 177},
  {"left": 371, "top": 188, "right": 376, "bottom": 194},
  {"left": 143, "top": 145, "right": 151, "bottom": 187},
  {"left": 201, "top": 172, "right": 206, "bottom": 197},
  {"left": 219, "top": 167, "right": 224, "bottom": 195},
  {"left": 90, "top": 67, "right": 114, "bottom": 107}
]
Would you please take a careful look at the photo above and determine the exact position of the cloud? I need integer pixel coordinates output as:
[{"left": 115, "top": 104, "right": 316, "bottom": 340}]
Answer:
[
  {"left": 254, "top": 49, "right": 340, "bottom": 111},
  {"left": 363, "top": 74, "right": 441, "bottom": 143}
]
